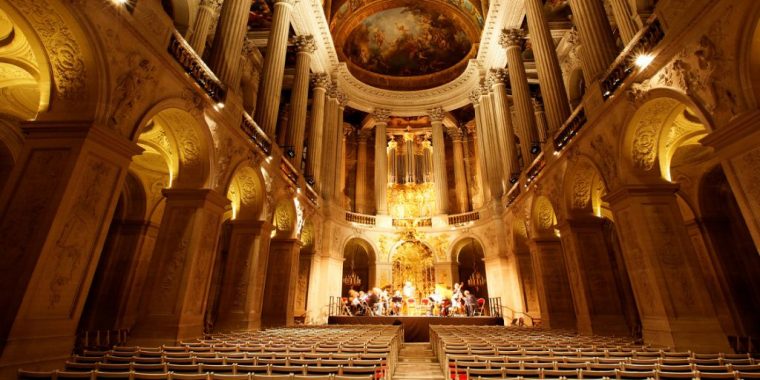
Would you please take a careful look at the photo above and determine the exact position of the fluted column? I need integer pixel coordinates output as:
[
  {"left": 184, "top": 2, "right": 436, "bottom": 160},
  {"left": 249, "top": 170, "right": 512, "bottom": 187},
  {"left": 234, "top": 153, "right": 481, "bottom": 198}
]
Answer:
[
  {"left": 480, "top": 86, "right": 505, "bottom": 197},
  {"left": 428, "top": 107, "right": 449, "bottom": 214},
  {"left": 533, "top": 99, "right": 549, "bottom": 143},
  {"left": 285, "top": 35, "right": 316, "bottom": 167},
  {"left": 489, "top": 69, "right": 521, "bottom": 179},
  {"left": 355, "top": 130, "right": 372, "bottom": 213},
  {"left": 333, "top": 95, "right": 349, "bottom": 204},
  {"left": 568, "top": 0, "right": 618, "bottom": 83},
  {"left": 254, "top": 0, "right": 296, "bottom": 137},
  {"left": 609, "top": 0, "right": 640, "bottom": 44},
  {"left": 501, "top": 29, "right": 540, "bottom": 163},
  {"left": 306, "top": 74, "right": 329, "bottom": 186},
  {"left": 524, "top": 0, "right": 572, "bottom": 133},
  {"left": 188, "top": 0, "right": 222, "bottom": 56},
  {"left": 320, "top": 86, "right": 338, "bottom": 199},
  {"left": 447, "top": 127, "right": 469, "bottom": 213},
  {"left": 373, "top": 109, "right": 391, "bottom": 214},
  {"left": 208, "top": 0, "right": 250, "bottom": 91},
  {"left": 469, "top": 92, "right": 492, "bottom": 202}
]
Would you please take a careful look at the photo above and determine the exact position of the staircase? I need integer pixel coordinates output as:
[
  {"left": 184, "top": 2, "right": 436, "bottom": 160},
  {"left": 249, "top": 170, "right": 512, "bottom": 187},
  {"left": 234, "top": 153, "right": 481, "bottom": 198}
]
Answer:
[{"left": 394, "top": 342, "right": 446, "bottom": 380}]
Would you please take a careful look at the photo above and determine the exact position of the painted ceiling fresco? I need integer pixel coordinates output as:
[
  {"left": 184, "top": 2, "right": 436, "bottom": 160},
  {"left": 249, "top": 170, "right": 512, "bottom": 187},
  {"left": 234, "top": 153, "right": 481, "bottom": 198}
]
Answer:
[{"left": 342, "top": 4, "right": 472, "bottom": 77}]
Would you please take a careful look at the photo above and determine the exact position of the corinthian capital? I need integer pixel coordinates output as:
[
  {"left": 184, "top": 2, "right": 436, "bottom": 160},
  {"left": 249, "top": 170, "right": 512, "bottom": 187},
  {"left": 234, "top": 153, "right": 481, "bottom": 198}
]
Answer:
[
  {"left": 489, "top": 68, "right": 509, "bottom": 86},
  {"left": 427, "top": 107, "right": 445, "bottom": 123},
  {"left": 200, "top": 0, "right": 223, "bottom": 11},
  {"left": 337, "top": 92, "right": 349, "bottom": 107},
  {"left": 294, "top": 35, "right": 317, "bottom": 54},
  {"left": 372, "top": 108, "right": 392, "bottom": 124},
  {"left": 499, "top": 28, "right": 524, "bottom": 49},
  {"left": 311, "top": 73, "right": 330, "bottom": 89},
  {"left": 469, "top": 90, "right": 481, "bottom": 105},
  {"left": 446, "top": 126, "right": 464, "bottom": 141}
]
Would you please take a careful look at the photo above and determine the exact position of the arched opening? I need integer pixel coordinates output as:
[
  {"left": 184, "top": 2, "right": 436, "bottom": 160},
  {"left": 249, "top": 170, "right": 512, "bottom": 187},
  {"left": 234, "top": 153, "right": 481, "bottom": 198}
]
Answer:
[
  {"left": 391, "top": 241, "right": 434, "bottom": 303},
  {"left": 455, "top": 238, "right": 488, "bottom": 302},
  {"left": 512, "top": 218, "right": 541, "bottom": 324},
  {"left": 342, "top": 239, "right": 374, "bottom": 297},
  {"left": 698, "top": 165, "right": 760, "bottom": 348},
  {"left": 161, "top": 0, "right": 196, "bottom": 35}
]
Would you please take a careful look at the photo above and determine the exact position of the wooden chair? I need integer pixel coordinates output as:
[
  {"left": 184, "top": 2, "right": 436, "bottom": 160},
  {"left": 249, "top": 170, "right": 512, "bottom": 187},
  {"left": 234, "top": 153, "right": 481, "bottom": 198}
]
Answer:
[{"left": 17, "top": 370, "right": 56, "bottom": 380}]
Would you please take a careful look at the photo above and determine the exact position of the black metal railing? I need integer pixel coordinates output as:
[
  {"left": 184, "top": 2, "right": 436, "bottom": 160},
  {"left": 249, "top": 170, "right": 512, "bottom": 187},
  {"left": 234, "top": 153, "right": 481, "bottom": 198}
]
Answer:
[
  {"left": 505, "top": 184, "right": 521, "bottom": 208},
  {"left": 525, "top": 154, "right": 546, "bottom": 185}
]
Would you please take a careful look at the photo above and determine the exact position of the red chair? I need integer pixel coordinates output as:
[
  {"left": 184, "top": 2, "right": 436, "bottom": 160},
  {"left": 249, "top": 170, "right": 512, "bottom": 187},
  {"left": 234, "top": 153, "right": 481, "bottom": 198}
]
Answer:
[{"left": 474, "top": 298, "right": 486, "bottom": 316}]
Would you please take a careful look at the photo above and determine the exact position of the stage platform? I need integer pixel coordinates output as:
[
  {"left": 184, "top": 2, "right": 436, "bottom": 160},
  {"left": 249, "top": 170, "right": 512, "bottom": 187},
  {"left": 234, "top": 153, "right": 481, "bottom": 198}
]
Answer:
[{"left": 327, "top": 316, "right": 505, "bottom": 342}]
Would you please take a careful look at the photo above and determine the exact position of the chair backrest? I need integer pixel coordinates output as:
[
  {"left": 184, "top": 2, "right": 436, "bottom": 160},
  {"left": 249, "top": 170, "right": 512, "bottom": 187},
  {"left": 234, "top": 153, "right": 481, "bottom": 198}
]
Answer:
[{"left": 17, "top": 370, "right": 56, "bottom": 380}]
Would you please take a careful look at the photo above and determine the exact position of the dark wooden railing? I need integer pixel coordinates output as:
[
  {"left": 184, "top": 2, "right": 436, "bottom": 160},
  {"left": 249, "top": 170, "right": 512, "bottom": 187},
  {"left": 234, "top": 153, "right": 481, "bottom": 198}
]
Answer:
[
  {"left": 553, "top": 106, "right": 587, "bottom": 151},
  {"left": 525, "top": 154, "right": 546, "bottom": 185},
  {"left": 505, "top": 184, "right": 521, "bottom": 208},
  {"left": 601, "top": 18, "right": 665, "bottom": 100},
  {"left": 168, "top": 31, "right": 226, "bottom": 103},
  {"left": 241, "top": 112, "right": 272, "bottom": 155}
]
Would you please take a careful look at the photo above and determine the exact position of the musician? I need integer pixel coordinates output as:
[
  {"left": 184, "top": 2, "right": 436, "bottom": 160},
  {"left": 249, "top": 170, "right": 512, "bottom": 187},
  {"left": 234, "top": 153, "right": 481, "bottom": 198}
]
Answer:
[
  {"left": 451, "top": 283, "right": 464, "bottom": 316},
  {"left": 390, "top": 290, "right": 403, "bottom": 315},
  {"left": 463, "top": 290, "right": 477, "bottom": 316}
]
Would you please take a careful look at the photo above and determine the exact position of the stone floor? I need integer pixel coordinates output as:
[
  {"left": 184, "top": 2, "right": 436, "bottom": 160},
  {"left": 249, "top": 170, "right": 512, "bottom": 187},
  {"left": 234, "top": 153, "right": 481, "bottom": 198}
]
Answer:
[{"left": 394, "top": 342, "right": 446, "bottom": 380}]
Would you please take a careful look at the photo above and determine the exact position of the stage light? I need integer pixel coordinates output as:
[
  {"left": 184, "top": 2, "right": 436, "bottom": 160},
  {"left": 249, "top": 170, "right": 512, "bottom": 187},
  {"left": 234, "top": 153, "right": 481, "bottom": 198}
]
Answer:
[{"left": 635, "top": 54, "right": 655, "bottom": 69}]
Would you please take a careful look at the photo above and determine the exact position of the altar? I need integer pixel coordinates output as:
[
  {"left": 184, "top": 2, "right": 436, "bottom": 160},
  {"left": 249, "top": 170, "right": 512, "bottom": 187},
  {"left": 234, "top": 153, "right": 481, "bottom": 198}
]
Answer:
[{"left": 328, "top": 315, "right": 505, "bottom": 342}]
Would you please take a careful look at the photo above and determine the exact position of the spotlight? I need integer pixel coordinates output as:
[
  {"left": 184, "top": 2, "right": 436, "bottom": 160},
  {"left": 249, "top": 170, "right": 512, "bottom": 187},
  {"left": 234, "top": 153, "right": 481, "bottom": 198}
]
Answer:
[
  {"left": 215, "top": 102, "right": 225, "bottom": 110},
  {"left": 634, "top": 54, "right": 655, "bottom": 69}
]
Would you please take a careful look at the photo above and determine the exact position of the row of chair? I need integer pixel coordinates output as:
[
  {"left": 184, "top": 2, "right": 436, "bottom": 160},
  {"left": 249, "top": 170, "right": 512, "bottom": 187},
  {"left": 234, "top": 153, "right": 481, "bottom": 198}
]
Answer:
[
  {"left": 18, "top": 371, "right": 374, "bottom": 380},
  {"left": 61, "top": 363, "right": 387, "bottom": 376}
]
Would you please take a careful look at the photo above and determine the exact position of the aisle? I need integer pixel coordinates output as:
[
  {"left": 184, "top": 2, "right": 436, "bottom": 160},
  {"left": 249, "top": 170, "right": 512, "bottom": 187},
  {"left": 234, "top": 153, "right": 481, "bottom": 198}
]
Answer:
[{"left": 394, "top": 342, "right": 445, "bottom": 380}]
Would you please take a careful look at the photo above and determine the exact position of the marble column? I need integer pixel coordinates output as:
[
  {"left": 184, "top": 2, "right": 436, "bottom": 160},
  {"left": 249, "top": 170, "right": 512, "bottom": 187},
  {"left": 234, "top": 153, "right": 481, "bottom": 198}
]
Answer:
[
  {"left": 355, "top": 130, "right": 372, "bottom": 214},
  {"left": 208, "top": 0, "right": 250, "bottom": 91},
  {"left": 241, "top": 39, "right": 263, "bottom": 115},
  {"left": 489, "top": 69, "right": 521, "bottom": 179},
  {"left": 320, "top": 86, "right": 338, "bottom": 199},
  {"left": 254, "top": 0, "right": 296, "bottom": 137},
  {"left": 479, "top": 87, "right": 505, "bottom": 197},
  {"left": 568, "top": 0, "right": 618, "bottom": 83},
  {"left": 261, "top": 238, "right": 303, "bottom": 327},
  {"left": 605, "top": 184, "right": 730, "bottom": 352},
  {"left": 188, "top": 0, "right": 222, "bottom": 56},
  {"left": 469, "top": 93, "right": 492, "bottom": 203},
  {"left": 529, "top": 238, "right": 577, "bottom": 329},
  {"left": 373, "top": 109, "right": 391, "bottom": 214},
  {"left": 215, "top": 220, "right": 272, "bottom": 331},
  {"left": 533, "top": 99, "right": 549, "bottom": 143},
  {"left": 130, "top": 189, "right": 228, "bottom": 346},
  {"left": 285, "top": 35, "right": 317, "bottom": 167},
  {"left": 524, "top": 0, "right": 572, "bottom": 133},
  {"left": 333, "top": 95, "right": 349, "bottom": 204},
  {"left": 0, "top": 122, "right": 139, "bottom": 377},
  {"left": 447, "top": 127, "right": 469, "bottom": 213},
  {"left": 428, "top": 107, "right": 449, "bottom": 214},
  {"left": 306, "top": 74, "right": 329, "bottom": 186},
  {"left": 609, "top": 0, "right": 640, "bottom": 44},
  {"left": 501, "top": 29, "right": 540, "bottom": 163},
  {"left": 558, "top": 217, "right": 629, "bottom": 336}
]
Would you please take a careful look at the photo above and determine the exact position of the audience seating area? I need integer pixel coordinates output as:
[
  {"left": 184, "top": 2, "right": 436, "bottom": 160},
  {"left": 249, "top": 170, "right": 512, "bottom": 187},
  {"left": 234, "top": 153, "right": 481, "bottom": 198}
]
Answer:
[
  {"left": 18, "top": 326, "right": 401, "bottom": 380},
  {"left": 430, "top": 326, "right": 760, "bottom": 380}
]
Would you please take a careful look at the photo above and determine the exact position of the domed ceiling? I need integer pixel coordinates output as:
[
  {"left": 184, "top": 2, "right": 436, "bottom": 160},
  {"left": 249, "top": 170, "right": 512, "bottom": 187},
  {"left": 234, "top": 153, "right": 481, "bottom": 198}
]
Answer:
[{"left": 331, "top": 0, "right": 483, "bottom": 91}]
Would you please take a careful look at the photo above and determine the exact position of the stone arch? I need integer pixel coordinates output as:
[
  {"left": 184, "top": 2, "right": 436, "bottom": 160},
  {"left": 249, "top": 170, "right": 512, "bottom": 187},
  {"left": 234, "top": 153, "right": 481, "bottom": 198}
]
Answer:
[
  {"left": 621, "top": 91, "right": 712, "bottom": 183},
  {"left": 530, "top": 195, "right": 559, "bottom": 239},
  {"left": 448, "top": 234, "right": 486, "bottom": 263},
  {"left": 452, "top": 237, "right": 488, "bottom": 298},
  {"left": 563, "top": 154, "right": 609, "bottom": 219},
  {"left": 342, "top": 237, "right": 377, "bottom": 294},
  {"left": 740, "top": 2, "right": 760, "bottom": 109},
  {"left": 1, "top": 0, "right": 102, "bottom": 121},
  {"left": 134, "top": 101, "right": 215, "bottom": 189},
  {"left": 272, "top": 197, "right": 298, "bottom": 238},
  {"left": 225, "top": 163, "right": 265, "bottom": 222}
]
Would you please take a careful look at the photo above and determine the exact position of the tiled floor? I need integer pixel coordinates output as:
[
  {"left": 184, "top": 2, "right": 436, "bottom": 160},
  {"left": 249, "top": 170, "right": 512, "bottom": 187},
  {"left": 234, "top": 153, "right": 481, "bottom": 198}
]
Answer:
[{"left": 394, "top": 343, "right": 445, "bottom": 380}]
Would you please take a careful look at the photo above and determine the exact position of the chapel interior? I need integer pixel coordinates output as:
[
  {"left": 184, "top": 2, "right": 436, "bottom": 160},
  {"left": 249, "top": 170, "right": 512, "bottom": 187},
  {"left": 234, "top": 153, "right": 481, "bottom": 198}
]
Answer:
[{"left": 2, "top": 0, "right": 760, "bottom": 379}]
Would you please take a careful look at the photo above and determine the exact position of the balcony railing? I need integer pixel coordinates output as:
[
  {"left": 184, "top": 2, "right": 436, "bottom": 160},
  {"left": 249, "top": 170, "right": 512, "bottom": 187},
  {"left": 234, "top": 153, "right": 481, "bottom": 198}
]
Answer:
[
  {"left": 168, "top": 31, "right": 226, "bottom": 103},
  {"left": 601, "top": 18, "right": 665, "bottom": 100},
  {"left": 304, "top": 184, "right": 319, "bottom": 205},
  {"left": 553, "top": 106, "right": 587, "bottom": 151},
  {"left": 392, "top": 218, "right": 432, "bottom": 228},
  {"left": 241, "top": 112, "right": 272, "bottom": 155},
  {"left": 346, "top": 212, "right": 376, "bottom": 226},
  {"left": 505, "top": 184, "right": 521, "bottom": 208},
  {"left": 280, "top": 159, "right": 298, "bottom": 187},
  {"left": 525, "top": 153, "right": 546, "bottom": 185},
  {"left": 448, "top": 211, "right": 480, "bottom": 225}
]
